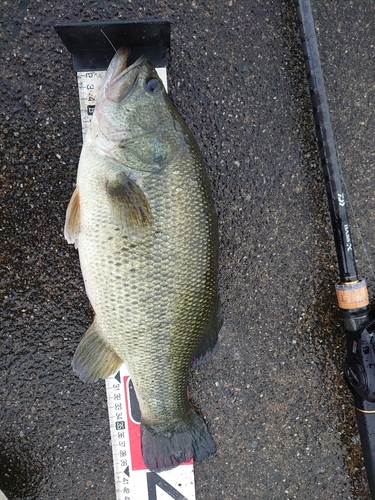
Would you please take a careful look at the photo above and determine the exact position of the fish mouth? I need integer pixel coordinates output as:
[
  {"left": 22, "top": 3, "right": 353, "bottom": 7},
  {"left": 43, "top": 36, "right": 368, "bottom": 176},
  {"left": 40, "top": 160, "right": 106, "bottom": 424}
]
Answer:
[{"left": 104, "top": 49, "right": 150, "bottom": 102}]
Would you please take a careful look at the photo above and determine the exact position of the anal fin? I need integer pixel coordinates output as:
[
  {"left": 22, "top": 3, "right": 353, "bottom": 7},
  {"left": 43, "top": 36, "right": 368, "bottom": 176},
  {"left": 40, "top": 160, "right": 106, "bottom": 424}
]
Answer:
[{"left": 72, "top": 318, "right": 123, "bottom": 382}]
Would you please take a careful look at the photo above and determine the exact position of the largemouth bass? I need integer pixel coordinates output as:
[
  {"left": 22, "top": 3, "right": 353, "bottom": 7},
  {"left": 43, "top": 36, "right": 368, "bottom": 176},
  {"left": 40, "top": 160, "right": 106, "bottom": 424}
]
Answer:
[{"left": 64, "top": 48, "right": 222, "bottom": 471}]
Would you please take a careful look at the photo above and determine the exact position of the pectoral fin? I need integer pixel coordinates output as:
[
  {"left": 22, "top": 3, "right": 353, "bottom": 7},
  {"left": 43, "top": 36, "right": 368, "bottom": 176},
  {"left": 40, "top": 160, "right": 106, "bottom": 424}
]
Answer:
[
  {"left": 72, "top": 318, "right": 123, "bottom": 383},
  {"left": 64, "top": 187, "right": 80, "bottom": 248},
  {"left": 106, "top": 173, "right": 152, "bottom": 238}
]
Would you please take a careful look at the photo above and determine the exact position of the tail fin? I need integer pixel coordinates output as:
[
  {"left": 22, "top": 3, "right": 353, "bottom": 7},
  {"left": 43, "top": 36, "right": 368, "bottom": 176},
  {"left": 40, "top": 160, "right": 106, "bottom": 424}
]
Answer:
[{"left": 141, "top": 409, "right": 216, "bottom": 471}]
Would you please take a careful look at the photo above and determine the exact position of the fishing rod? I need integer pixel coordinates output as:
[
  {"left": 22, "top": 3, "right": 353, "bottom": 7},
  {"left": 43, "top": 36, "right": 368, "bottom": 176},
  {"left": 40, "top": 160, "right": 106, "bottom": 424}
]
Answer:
[{"left": 294, "top": 0, "right": 375, "bottom": 496}]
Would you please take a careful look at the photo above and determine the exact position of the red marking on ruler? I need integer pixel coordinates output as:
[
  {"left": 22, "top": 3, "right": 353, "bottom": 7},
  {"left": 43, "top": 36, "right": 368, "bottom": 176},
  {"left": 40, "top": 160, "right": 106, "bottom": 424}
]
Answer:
[
  {"left": 122, "top": 375, "right": 193, "bottom": 471},
  {"left": 123, "top": 375, "right": 147, "bottom": 471}
]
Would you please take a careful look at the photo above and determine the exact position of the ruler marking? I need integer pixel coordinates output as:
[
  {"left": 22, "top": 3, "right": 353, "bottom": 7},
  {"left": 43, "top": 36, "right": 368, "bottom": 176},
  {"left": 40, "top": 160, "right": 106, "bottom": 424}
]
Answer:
[
  {"left": 106, "top": 366, "right": 132, "bottom": 500},
  {"left": 77, "top": 62, "right": 195, "bottom": 500}
]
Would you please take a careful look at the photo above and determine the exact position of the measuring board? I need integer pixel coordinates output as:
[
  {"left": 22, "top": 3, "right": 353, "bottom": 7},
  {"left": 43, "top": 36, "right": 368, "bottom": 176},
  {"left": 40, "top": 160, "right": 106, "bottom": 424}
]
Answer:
[
  {"left": 77, "top": 62, "right": 194, "bottom": 500},
  {"left": 55, "top": 21, "right": 196, "bottom": 500},
  {"left": 106, "top": 366, "right": 195, "bottom": 500}
]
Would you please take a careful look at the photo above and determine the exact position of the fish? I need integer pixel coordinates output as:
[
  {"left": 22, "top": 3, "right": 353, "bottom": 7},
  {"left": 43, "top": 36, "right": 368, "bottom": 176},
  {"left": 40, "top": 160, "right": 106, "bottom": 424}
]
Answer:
[{"left": 64, "top": 48, "right": 222, "bottom": 471}]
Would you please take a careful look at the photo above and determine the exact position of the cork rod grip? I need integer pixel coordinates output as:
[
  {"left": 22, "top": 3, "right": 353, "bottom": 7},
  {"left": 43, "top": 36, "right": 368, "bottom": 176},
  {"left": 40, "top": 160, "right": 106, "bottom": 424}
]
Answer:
[{"left": 335, "top": 279, "right": 369, "bottom": 310}]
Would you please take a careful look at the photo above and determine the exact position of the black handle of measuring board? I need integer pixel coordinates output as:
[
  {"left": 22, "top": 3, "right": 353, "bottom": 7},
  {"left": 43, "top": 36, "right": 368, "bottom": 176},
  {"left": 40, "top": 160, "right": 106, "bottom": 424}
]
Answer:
[
  {"left": 294, "top": 0, "right": 358, "bottom": 283},
  {"left": 294, "top": 0, "right": 375, "bottom": 497}
]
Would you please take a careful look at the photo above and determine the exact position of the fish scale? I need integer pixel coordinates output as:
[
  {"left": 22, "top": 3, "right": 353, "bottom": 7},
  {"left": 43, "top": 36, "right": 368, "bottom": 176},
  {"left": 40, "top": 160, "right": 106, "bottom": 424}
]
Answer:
[
  {"left": 78, "top": 146, "right": 215, "bottom": 421},
  {"left": 65, "top": 51, "right": 221, "bottom": 471},
  {"left": 102, "top": 160, "right": 211, "bottom": 422}
]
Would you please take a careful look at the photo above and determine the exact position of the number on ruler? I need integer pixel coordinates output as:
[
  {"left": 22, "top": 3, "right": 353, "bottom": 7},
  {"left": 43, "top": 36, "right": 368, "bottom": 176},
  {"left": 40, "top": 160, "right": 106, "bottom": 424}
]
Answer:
[{"left": 116, "top": 421, "right": 125, "bottom": 430}]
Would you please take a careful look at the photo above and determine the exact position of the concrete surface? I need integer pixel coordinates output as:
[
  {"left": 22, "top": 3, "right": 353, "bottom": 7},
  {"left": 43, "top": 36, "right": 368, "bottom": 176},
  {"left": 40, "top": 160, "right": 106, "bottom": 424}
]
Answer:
[{"left": 1, "top": 0, "right": 375, "bottom": 499}]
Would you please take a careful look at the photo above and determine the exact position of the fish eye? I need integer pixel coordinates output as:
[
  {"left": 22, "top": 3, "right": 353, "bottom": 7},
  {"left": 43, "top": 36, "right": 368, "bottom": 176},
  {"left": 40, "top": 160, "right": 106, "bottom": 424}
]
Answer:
[{"left": 145, "top": 78, "right": 161, "bottom": 93}]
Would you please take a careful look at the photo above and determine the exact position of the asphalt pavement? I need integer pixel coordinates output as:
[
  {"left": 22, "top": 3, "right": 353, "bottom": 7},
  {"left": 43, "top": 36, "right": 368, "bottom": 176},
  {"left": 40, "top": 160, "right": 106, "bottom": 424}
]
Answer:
[{"left": 1, "top": 0, "right": 375, "bottom": 499}]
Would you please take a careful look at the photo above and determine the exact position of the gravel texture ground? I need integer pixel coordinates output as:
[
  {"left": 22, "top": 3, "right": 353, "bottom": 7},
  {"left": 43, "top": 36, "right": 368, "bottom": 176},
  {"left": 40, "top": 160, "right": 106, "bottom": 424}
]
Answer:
[{"left": 1, "top": 1, "right": 375, "bottom": 499}]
